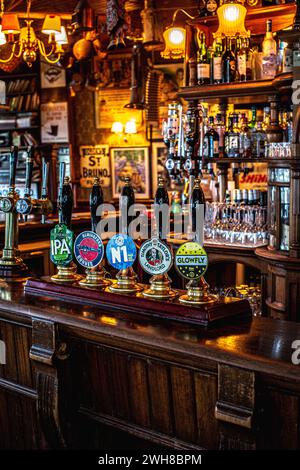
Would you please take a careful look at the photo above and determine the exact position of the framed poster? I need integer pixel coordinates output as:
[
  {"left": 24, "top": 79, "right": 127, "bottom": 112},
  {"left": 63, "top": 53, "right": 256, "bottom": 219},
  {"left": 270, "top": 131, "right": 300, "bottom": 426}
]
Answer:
[
  {"left": 95, "top": 88, "right": 142, "bottom": 130},
  {"left": 79, "top": 145, "right": 110, "bottom": 188},
  {"left": 40, "top": 60, "right": 66, "bottom": 88},
  {"left": 41, "top": 102, "right": 69, "bottom": 143},
  {"left": 110, "top": 147, "right": 150, "bottom": 199},
  {"left": 152, "top": 142, "right": 170, "bottom": 194}
]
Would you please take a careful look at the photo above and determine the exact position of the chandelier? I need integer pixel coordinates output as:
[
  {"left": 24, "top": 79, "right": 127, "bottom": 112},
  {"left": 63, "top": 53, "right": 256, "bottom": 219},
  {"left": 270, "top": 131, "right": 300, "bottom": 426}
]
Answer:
[{"left": 0, "top": 0, "right": 68, "bottom": 67}]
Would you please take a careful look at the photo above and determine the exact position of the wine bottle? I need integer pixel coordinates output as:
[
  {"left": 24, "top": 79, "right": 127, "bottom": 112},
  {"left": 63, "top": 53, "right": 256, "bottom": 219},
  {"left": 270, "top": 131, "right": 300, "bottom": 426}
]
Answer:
[
  {"left": 236, "top": 35, "right": 247, "bottom": 82},
  {"left": 222, "top": 37, "right": 236, "bottom": 83},
  {"left": 197, "top": 32, "right": 210, "bottom": 85},
  {"left": 212, "top": 37, "right": 223, "bottom": 84},
  {"left": 203, "top": 116, "right": 219, "bottom": 158},
  {"left": 262, "top": 19, "right": 277, "bottom": 79}
]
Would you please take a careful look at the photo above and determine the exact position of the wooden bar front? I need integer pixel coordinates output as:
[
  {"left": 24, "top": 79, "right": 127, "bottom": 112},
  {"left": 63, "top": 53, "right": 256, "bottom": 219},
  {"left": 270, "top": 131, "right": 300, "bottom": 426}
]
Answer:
[{"left": 0, "top": 285, "right": 299, "bottom": 450}]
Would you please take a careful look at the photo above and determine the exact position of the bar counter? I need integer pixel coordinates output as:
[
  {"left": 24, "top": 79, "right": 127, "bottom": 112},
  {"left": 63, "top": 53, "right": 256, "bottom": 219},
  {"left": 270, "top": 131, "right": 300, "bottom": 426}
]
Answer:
[{"left": 0, "top": 283, "right": 299, "bottom": 450}]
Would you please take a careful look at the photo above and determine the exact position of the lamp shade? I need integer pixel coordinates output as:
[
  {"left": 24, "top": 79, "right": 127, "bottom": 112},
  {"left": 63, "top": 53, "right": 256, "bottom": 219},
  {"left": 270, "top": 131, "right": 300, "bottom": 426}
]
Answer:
[
  {"left": 1, "top": 14, "right": 20, "bottom": 35},
  {"left": 42, "top": 15, "right": 61, "bottom": 34},
  {"left": 125, "top": 119, "right": 137, "bottom": 134},
  {"left": 161, "top": 27, "right": 186, "bottom": 59},
  {"left": 54, "top": 26, "right": 68, "bottom": 45},
  {"left": 214, "top": 1, "right": 249, "bottom": 38},
  {"left": 111, "top": 122, "right": 123, "bottom": 133},
  {"left": 0, "top": 26, "right": 7, "bottom": 46}
]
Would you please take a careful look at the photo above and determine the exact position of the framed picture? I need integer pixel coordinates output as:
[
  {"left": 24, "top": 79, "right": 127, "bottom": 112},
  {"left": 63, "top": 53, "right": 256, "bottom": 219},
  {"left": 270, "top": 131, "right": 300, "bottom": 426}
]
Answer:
[
  {"left": 110, "top": 147, "right": 150, "bottom": 199},
  {"left": 41, "top": 101, "right": 69, "bottom": 143},
  {"left": 40, "top": 60, "right": 66, "bottom": 89},
  {"left": 152, "top": 142, "right": 170, "bottom": 194}
]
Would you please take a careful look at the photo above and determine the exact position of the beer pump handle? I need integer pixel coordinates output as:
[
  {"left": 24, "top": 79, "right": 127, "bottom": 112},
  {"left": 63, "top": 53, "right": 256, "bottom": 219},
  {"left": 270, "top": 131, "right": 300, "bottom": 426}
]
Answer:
[
  {"left": 58, "top": 162, "right": 66, "bottom": 200},
  {"left": 60, "top": 177, "right": 73, "bottom": 228},
  {"left": 90, "top": 177, "right": 103, "bottom": 233},
  {"left": 9, "top": 146, "right": 18, "bottom": 191},
  {"left": 154, "top": 177, "right": 169, "bottom": 241},
  {"left": 190, "top": 178, "right": 205, "bottom": 245},
  {"left": 24, "top": 146, "right": 34, "bottom": 197},
  {"left": 41, "top": 158, "right": 49, "bottom": 199},
  {"left": 120, "top": 176, "right": 135, "bottom": 235}
]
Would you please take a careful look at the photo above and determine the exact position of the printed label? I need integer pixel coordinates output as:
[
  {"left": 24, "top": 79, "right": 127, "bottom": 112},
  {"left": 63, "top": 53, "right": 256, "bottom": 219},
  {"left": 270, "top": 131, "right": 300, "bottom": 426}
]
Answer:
[
  {"left": 106, "top": 234, "right": 137, "bottom": 270},
  {"left": 74, "top": 231, "right": 104, "bottom": 268},
  {"left": 50, "top": 224, "right": 74, "bottom": 266},
  {"left": 175, "top": 242, "right": 208, "bottom": 280},
  {"left": 139, "top": 238, "right": 173, "bottom": 275}
]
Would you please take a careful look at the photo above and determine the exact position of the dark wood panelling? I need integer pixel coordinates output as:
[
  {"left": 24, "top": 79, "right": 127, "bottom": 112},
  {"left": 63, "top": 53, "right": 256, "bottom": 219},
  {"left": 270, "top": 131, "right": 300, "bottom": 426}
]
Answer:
[
  {"left": 128, "top": 357, "right": 151, "bottom": 428},
  {"left": 148, "top": 361, "right": 173, "bottom": 435},
  {"left": 194, "top": 372, "right": 218, "bottom": 449},
  {"left": 171, "top": 366, "right": 197, "bottom": 443},
  {"left": 0, "top": 320, "right": 34, "bottom": 388},
  {"left": 109, "top": 351, "right": 131, "bottom": 420}
]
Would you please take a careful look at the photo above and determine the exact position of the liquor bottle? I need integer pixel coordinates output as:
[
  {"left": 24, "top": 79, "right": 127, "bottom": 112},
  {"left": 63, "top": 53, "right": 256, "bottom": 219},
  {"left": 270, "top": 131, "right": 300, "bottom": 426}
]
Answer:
[
  {"left": 227, "top": 114, "right": 240, "bottom": 158},
  {"left": 239, "top": 114, "right": 251, "bottom": 158},
  {"left": 245, "top": 37, "right": 252, "bottom": 81},
  {"left": 261, "top": 19, "right": 277, "bottom": 79},
  {"left": 203, "top": 116, "right": 219, "bottom": 158},
  {"left": 215, "top": 113, "right": 225, "bottom": 155},
  {"left": 282, "top": 43, "right": 293, "bottom": 73},
  {"left": 248, "top": 107, "right": 257, "bottom": 130},
  {"left": 236, "top": 35, "right": 247, "bottom": 81},
  {"left": 212, "top": 37, "right": 223, "bottom": 84},
  {"left": 222, "top": 37, "right": 237, "bottom": 83},
  {"left": 293, "top": 39, "right": 300, "bottom": 67},
  {"left": 224, "top": 115, "right": 233, "bottom": 158},
  {"left": 207, "top": 46, "right": 214, "bottom": 84},
  {"left": 197, "top": 33, "right": 210, "bottom": 85},
  {"left": 251, "top": 121, "right": 267, "bottom": 158}
]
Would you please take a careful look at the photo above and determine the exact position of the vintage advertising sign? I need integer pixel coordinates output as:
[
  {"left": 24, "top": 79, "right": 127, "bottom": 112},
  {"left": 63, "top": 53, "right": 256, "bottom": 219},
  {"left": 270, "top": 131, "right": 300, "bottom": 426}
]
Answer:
[
  {"left": 41, "top": 101, "right": 69, "bottom": 143},
  {"left": 175, "top": 242, "right": 208, "bottom": 280},
  {"left": 50, "top": 224, "right": 74, "bottom": 266},
  {"left": 106, "top": 234, "right": 137, "bottom": 270},
  {"left": 79, "top": 145, "right": 110, "bottom": 188},
  {"left": 74, "top": 231, "right": 104, "bottom": 269},
  {"left": 139, "top": 238, "right": 173, "bottom": 275}
]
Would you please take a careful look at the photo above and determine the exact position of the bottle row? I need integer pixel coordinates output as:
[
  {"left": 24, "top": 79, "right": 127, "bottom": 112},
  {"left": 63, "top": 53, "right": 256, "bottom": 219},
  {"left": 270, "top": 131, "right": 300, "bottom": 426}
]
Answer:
[{"left": 189, "top": 19, "right": 299, "bottom": 86}]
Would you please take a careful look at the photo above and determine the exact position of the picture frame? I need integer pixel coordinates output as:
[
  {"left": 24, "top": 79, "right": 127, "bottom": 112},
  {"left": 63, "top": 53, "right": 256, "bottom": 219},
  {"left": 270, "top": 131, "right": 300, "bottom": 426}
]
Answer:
[
  {"left": 110, "top": 147, "right": 150, "bottom": 199},
  {"left": 152, "top": 142, "right": 170, "bottom": 194}
]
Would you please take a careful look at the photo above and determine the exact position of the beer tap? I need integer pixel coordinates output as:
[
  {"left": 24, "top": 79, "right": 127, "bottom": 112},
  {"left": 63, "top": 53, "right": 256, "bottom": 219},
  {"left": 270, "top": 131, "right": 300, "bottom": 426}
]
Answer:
[
  {"left": 108, "top": 176, "right": 142, "bottom": 294},
  {"left": 178, "top": 178, "right": 217, "bottom": 305},
  {"left": 0, "top": 146, "right": 28, "bottom": 282},
  {"left": 50, "top": 163, "right": 81, "bottom": 284},
  {"left": 78, "top": 177, "right": 111, "bottom": 288},
  {"left": 141, "top": 177, "right": 177, "bottom": 300},
  {"left": 16, "top": 148, "right": 52, "bottom": 223}
]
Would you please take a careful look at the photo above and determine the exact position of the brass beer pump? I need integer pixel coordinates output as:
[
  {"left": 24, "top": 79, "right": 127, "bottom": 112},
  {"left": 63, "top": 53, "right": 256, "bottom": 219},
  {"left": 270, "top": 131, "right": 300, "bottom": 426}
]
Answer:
[
  {"left": 0, "top": 146, "right": 52, "bottom": 282},
  {"left": 108, "top": 176, "right": 142, "bottom": 294},
  {"left": 142, "top": 177, "right": 178, "bottom": 300},
  {"left": 51, "top": 163, "right": 81, "bottom": 283},
  {"left": 0, "top": 146, "right": 29, "bottom": 282},
  {"left": 179, "top": 178, "right": 217, "bottom": 305},
  {"left": 79, "top": 177, "right": 110, "bottom": 288}
]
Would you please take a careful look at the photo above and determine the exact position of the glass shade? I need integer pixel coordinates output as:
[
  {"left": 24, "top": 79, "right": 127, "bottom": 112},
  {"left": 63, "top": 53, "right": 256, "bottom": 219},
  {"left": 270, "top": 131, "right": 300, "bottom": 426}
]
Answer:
[
  {"left": 54, "top": 26, "right": 68, "bottom": 45},
  {"left": 42, "top": 15, "right": 61, "bottom": 34},
  {"left": 0, "top": 26, "right": 6, "bottom": 46},
  {"left": 125, "top": 119, "right": 137, "bottom": 134},
  {"left": 214, "top": 1, "right": 249, "bottom": 38},
  {"left": 1, "top": 14, "right": 20, "bottom": 35},
  {"left": 161, "top": 27, "right": 186, "bottom": 59},
  {"left": 111, "top": 122, "right": 123, "bottom": 133}
]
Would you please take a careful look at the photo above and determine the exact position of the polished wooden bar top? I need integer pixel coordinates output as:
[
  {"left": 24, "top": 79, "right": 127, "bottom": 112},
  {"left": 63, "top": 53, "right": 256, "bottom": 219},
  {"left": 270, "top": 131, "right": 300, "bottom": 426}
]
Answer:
[{"left": 0, "top": 282, "right": 299, "bottom": 383}]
